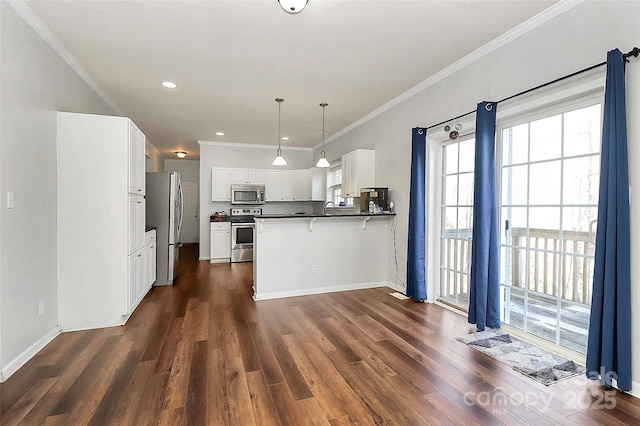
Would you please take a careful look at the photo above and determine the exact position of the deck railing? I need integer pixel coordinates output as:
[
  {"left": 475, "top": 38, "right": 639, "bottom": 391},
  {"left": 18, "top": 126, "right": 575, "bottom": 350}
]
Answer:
[{"left": 441, "top": 227, "right": 594, "bottom": 306}]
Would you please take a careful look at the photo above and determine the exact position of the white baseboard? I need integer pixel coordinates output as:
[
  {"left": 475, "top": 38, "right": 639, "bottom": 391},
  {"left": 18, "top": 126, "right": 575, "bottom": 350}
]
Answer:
[
  {"left": 253, "top": 281, "right": 391, "bottom": 301},
  {"left": 198, "top": 256, "right": 210, "bottom": 261},
  {"left": 1, "top": 326, "right": 61, "bottom": 382}
]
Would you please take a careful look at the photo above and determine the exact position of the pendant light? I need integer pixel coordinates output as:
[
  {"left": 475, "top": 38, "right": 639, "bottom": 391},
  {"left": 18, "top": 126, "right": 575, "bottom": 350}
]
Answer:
[
  {"left": 315, "top": 102, "right": 330, "bottom": 168},
  {"left": 272, "top": 98, "right": 287, "bottom": 166},
  {"left": 278, "top": 0, "right": 309, "bottom": 14}
]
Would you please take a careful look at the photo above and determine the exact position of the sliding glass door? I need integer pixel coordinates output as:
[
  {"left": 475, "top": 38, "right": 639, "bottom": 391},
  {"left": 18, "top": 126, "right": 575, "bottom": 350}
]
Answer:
[
  {"left": 439, "top": 137, "right": 475, "bottom": 308},
  {"left": 499, "top": 101, "right": 601, "bottom": 354}
]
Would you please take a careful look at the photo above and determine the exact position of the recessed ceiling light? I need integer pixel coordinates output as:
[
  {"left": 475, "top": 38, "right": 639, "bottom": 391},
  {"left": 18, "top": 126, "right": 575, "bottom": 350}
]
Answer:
[
  {"left": 281, "top": 136, "right": 289, "bottom": 141},
  {"left": 216, "top": 132, "right": 225, "bottom": 136},
  {"left": 161, "top": 81, "right": 177, "bottom": 89}
]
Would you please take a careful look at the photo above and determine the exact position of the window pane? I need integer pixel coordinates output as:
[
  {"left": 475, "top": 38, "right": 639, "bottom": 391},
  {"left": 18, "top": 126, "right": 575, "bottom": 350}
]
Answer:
[
  {"left": 501, "top": 165, "right": 528, "bottom": 205},
  {"left": 562, "top": 206, "right": 597, "bottom": 235},
  {"left": 563, "top": 156, "right": 599, "bottom": 205},
  {"left": 457, "top": 207, "right": 473, "bottom": 231},
  {"left": 459, "top": 139, "right": 475, "bottom": 172},
  {"left": 526, "top": 293, "right": 557, "bottom": 344},
  {"left": 444, "top": 207, "right": 457, "bottom": 231},
  {"left": 502, "top": 206, "right": 527, "bottom": 247},
  {"left": 503, "top": 286, "right": 525, "bottom": 330},
  {"left": 529, "top": 207, "right": 560, "bottom": 230},
  {"left": 529, "top": 161, "right": 561, "bottom": 205},
  {"left": 560, "top": 301, "right": 590, "bottom": 354},
  {"left": 502, "top": 124, "right": 529, "bottom": 166},
  {"left": 444, "top": 143, "right": 458, "bottom": 174},
  {"left": 564, "top": 104, "right": 601, "bottom": 157},
  {"left": 458, "top": 173, "right": 474, "bottom": 206},
  {"left": 444, "top": 175, "right": 458, "bottom": 206},
  {"left": 530, "top": 115, "right": 561, "bottom": 162}
]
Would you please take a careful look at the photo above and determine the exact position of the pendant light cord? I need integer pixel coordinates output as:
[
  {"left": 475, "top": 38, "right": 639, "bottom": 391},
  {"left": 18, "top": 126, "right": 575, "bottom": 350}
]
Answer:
[{"left": 278, "top": 99, "right": 282, "bottom": 150}]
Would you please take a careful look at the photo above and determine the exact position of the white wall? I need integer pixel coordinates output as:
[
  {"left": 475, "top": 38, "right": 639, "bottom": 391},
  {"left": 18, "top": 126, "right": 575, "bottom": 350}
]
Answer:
[
  {"left": 313, "top": 0, "right": 640, "bottom": 393},
  {"left": 198, "top": 142, "right": 316, "bottom": 259},
  {"left": 0, "top": 2, "right": 117, "bottom": 379},
  {"left": 164, "top": 159, "right": 199, "bottom": 182}
]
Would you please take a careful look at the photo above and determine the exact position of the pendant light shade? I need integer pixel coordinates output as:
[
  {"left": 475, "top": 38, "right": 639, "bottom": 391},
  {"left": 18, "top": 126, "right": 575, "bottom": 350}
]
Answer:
[
  {"left": 272, "top": 98, "right": 287, "bottom": 166},
  {"left": 315, "top": 102, "right": 330, "bottom": 168},
  {"left": 278, "top": 0, "right": 309, "bottom": 14}
]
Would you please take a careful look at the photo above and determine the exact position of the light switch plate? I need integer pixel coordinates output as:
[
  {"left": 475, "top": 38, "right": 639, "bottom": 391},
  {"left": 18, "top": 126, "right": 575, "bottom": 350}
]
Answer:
[{"left": 7, "top": 192, "right": 14, "bottom": 209}]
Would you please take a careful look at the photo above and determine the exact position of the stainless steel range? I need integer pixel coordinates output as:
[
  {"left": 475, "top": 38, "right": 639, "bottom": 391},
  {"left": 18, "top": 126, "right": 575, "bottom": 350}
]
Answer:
[{"left": 230, "top": 208, "right": 261, "bottom": 263}]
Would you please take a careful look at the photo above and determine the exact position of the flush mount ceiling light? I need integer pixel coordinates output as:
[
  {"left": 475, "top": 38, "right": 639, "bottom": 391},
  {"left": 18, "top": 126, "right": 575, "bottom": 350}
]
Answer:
[
  {"left": 215, "top": 132, "right": 225, "bottom": 136},
  {"left": 161, "top": 81, "right": 177, "bottom": 89},
  {"left": 175, "top": 151, "right": 187, "bottom": 158},
  {"left": 315, "top": 102, "right": 330, "bottom": 168},
  {"left": 281, "top": 136, "right": 290, "bottom": 141},
  {"left": 277, "top": 0, "right": 308, "bottom": 14},
  {"left": 272, "top": 98, "right": 287, "bottom": 166}
]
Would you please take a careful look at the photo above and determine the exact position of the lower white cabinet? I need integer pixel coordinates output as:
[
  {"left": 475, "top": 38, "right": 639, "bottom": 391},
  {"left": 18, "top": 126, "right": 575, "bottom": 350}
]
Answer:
[
  {"left": 210, "top": 221, "right": 231, "bottom": 262},
  {"left": 128, "top": 230, "right": 156, "bottom": 314}
]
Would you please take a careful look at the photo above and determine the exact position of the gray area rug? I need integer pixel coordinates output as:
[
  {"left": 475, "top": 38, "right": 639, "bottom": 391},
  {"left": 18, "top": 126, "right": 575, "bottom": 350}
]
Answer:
[{"left": 457, "top": 329, "right": 585, "bottom": 386}]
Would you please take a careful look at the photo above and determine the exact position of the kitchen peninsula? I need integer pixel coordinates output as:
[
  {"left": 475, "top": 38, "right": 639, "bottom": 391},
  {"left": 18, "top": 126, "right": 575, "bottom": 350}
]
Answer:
[{"left": 253, "top": 212, "right": 395, "bottom": 300}]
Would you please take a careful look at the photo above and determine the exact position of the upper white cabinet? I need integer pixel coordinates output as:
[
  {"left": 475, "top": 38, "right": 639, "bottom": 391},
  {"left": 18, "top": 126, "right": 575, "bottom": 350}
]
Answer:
[
  {"left": 128, "top": 122, "right": 146, "bottom": 195},
  {"left": 128, "top": 195, "right": 146, "bottom": 253},
  {"left": 212, "top": 167, "right": 231, "bottom": 201},
  {"left": 266, "top": 170, "right": 295, "bottom": 201},
  {"left": 311, "top": 168, "right": 327, "bottom": 201},
  {"left": 230, "top": 168, "right": 266, "bottom": 184},
  {"left": 57, "top": 112, "right": 147, "bottom": 331},
  {"left": 342, "top": 149, "right": 375, "bottom": 198},
  {"left": 293, "top": 169, "right": 311, "bottom": 201}
]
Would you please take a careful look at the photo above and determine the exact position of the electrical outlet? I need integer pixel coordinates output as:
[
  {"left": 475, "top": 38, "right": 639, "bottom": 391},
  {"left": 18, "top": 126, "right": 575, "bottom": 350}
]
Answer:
[
  {"left": 311, "top": 264, "right": 317, "bottom": 273},
  {"left": 38, "top": 300, "right": 45, "bottom": 317}
]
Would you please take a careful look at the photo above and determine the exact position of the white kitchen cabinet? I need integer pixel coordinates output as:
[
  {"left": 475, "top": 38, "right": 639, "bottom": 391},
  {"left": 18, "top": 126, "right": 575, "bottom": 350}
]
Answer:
[
  {"left": 342, "top": 149, "right": 375, "bottom": 198},
  {"left": 230, "top": 168, "right": 266, "bottom": 185},
  {"left": 281, "top": 170, "right": 294, "bottom": 201},
  {"left": 265, "top": 170, "right": 282, "bottom": 201},
  {"left": 211, "top": 167, "right": 231, "bottom": 201},
  {"left": 128, "top": 122, "right": 146, "bottom": 195},
  {"left": 128, "top": 249, "right": 144, "bottom": 314},
  {"left": 57, "top": 112, "right": 148, "bottom": 331},
  {"left": 293, "top": 169, "right": 311, "bottom": 201},
  {"left": 145, "top": 230, "right": 157, "bottom": 287},
  {"left": 266, "top": 169, "right": 294, "bottom": 201},
  {"left": 210, "top": 221, "right": 231, "bottom": 262},
  {"left": 311, "top": 167, "right": 327, "bottom": 201},
  {"left": 129, "top": 195, "right": 146, "bottom": 253}
]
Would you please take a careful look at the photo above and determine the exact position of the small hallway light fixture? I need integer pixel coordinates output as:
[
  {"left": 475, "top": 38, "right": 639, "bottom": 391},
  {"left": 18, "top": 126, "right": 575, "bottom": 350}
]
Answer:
[
  {"left": 277, "top": 0, "right": 309, "bottom": 14},
  {"left": 175, "top": 151, "right": 187, "bottom": 158},
  {"left": 272, "top": 98, "right": 287, "bottom": 166},
  {"left": 315, "top": 102, "right": 330, "bottom": 168}
]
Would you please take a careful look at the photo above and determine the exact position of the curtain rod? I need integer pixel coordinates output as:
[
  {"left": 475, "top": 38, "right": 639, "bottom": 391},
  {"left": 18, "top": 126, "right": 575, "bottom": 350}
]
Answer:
[{"left": 423, "top": 46, "right": 639, "bottom": 131}]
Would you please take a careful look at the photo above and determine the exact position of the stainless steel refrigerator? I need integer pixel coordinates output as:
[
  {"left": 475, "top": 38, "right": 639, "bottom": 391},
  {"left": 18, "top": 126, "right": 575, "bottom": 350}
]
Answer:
[{"left": 146, "top": 171, "right": 184, "bottom": 285}]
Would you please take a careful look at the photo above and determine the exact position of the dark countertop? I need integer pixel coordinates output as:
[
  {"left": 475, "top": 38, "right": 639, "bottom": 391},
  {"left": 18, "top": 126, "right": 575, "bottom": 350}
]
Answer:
[
  {"left": 145, "top": 226, "right": 157, "bottom": 232},
  {"left": 210, "top": 216, "right": 230, "bottom": 222},
  {"left": 255, "top": 212, "right": 396, "bottom": 219}
]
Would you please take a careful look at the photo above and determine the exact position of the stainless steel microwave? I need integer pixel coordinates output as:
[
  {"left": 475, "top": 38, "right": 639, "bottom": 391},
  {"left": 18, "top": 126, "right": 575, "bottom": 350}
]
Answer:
[{"left": 231, "top": 184, "right": 265, "bottom": 205}]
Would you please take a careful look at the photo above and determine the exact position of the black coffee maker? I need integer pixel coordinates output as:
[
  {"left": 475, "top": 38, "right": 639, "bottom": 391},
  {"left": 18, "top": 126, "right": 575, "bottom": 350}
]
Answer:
[{"left": 360, "top": 187, "right": 389, "bottom": 212}]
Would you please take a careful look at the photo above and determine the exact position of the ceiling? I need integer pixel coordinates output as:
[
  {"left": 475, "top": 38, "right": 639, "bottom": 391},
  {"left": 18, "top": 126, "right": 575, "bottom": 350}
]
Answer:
[{"left": 24, "top": 0, "right": 556, "bottom": 160}]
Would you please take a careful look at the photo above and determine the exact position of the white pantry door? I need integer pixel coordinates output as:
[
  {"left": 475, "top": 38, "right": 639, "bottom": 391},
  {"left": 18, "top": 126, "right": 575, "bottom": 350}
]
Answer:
[{"left": 180, "top": 181, "right": 199, "bottom": 243}]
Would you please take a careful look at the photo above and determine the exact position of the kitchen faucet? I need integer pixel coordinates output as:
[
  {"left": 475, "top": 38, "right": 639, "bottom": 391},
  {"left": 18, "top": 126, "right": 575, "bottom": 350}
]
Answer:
[{"left": 324, "top": 201, "right": 335, "bottom": 214}]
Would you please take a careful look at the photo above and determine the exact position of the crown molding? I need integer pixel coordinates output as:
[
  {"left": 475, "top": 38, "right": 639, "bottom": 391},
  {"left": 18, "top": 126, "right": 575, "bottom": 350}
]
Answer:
[
  {"left": 197, "top": 140, "right": 312, "bottom": 152},
  {"left": 320, "top": 0, "right": 585, "bottom": 148},
  {"left": 8, "top": 0, "right": 124, "bottom": 116}
]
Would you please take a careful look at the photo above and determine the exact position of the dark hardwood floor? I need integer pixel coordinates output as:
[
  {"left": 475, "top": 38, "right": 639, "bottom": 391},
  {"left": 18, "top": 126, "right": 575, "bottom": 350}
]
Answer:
[{"left": 2, "top": 244, "right": 639, "bottom": 425}]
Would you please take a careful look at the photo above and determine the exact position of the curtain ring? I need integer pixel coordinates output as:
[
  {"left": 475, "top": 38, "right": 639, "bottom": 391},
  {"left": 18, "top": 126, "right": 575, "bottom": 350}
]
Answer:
[
  {"left": 418, "top": 128, "right": 424, "bottom": 135},
  {"left": 485, "top": 103, "right": 493, "bottom": 111}
]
